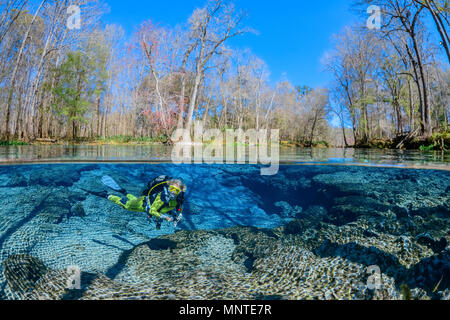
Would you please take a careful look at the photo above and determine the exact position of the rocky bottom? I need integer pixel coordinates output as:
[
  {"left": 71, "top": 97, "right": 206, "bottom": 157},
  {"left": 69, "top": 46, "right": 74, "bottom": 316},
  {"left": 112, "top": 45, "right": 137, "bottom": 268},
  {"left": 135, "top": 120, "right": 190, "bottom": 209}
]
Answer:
[
  {"left": 3, "top": 221, "right": 449, "bottom": 300},
  {"left": 0, "top": 164, "right": 448, "bottom": 300}
]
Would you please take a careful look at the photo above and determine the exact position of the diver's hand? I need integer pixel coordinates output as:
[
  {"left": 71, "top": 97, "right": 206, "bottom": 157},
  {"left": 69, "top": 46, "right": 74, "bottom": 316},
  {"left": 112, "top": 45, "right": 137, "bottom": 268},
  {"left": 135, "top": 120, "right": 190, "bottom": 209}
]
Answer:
[
  {"left": 160, "top": 215, "right": 173, "bottom": 222},
  {"left": 173, "top": 213, "right": 183, "bottom": 228}
]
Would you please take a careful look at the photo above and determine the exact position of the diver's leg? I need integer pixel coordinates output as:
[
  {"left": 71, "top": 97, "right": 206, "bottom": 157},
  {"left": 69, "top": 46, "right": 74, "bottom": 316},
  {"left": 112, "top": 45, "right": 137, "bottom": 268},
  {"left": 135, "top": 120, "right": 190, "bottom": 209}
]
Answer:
[
  {"left": 108, "top": 195, "right": 128, "bottom": 209},
  {"left": 126, "top": 194, "right": 137, "bottom": 201},
  {"left": 125, "top": 196, "right": 146, "bottom": 212},
  {"left": 108, "top": 194, "right": 146, "bottom": 213}
]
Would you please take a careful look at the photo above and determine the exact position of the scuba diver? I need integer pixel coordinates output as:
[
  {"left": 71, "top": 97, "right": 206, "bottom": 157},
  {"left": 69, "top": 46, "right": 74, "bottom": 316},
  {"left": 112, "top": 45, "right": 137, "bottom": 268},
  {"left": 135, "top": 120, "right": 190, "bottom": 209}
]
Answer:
[{"left": 101, "top": 175, "right": 186, "bottom": 230}]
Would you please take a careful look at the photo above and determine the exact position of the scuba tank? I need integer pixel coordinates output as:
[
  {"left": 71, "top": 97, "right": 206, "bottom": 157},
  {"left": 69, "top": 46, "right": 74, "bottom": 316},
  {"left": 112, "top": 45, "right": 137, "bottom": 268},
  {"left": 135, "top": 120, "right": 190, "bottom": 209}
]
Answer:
[{"left": 141, "top": 175, "right": 172, "bottom": 200}]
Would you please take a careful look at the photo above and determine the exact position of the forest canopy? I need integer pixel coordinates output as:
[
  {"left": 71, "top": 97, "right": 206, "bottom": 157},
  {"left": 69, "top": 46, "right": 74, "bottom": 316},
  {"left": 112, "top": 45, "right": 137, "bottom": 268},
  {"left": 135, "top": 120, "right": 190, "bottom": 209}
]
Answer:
[{"left": 0, "top": 0, "right": 448, "bottom": 148}]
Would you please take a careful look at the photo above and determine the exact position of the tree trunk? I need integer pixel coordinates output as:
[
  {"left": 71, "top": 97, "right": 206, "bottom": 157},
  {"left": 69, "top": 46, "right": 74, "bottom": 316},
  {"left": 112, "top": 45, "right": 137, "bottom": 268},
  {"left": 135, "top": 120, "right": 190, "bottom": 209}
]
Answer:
[
  {"left": 310, "top": 114, "right": 318, "bottom": 146},
  {"left": 2, "top": 0, "right": 46, "bottom": 138},
  {"left": 185, "top": 71, "right": 202, "bottom": 134},
  {"left": 96, "top": 96, "right": 101, "bottom": 137},
  {"left": 412, "top": 35, "right": 431, "bottom": 137},
  {"left": 424, "top": 0, "right": 450, "bottom": 64},
  {"left": 408, "top": 78, "right": 415, "bottom": 132}
]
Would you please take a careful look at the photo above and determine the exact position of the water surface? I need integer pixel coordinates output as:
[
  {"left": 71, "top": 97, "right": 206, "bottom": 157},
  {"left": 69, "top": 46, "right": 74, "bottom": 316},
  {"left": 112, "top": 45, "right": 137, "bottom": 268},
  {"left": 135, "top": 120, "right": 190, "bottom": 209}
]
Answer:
[{"left": 0, "top": 145, "right": 448, "bottom": 170}]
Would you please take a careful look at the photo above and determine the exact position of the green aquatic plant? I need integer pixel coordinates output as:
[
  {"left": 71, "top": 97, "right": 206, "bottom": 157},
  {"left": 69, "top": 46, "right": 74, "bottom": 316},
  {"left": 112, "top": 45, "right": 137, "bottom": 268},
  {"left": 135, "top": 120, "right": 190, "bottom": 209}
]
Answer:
[
  {"left": 418, "top": 131, "right": 449, "bottom": 151},
  {"left": 419, "top": 144, "right": 435, "bottom": 152},
  {"left": 400, "top": 284, "right": 413, "bottom": 300},
  {"left": 0, "top": 140, "right": 29, "bottom": 146}
]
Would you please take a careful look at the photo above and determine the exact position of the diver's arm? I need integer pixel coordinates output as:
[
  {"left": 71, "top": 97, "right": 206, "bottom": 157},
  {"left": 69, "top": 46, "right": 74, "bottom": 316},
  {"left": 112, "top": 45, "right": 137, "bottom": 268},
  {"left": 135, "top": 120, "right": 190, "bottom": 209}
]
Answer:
[
  {"left": 147, "top": 194, "right": 172, "bottom": 221},
  {"left": 172, "top": 193, "right": 185, "bottom": 227},
  {"left": 175, "top": 192, "right": 184, "bottom": 212},
  {"left": 148, "top": 198, "right": 163, "bottom": 219}
]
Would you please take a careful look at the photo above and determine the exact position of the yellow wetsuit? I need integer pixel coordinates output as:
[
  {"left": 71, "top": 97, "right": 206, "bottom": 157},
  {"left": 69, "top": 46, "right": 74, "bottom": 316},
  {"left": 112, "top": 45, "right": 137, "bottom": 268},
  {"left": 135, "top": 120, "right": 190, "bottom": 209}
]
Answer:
[{"left": 108, "top": 193, "right": 179, "bottom": 219}]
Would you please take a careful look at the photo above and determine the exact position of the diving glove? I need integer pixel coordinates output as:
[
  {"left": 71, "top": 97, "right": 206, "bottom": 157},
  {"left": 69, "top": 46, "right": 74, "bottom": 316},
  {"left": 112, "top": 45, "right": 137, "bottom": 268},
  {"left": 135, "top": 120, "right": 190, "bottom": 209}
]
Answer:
[{"left": 173, "top": 213, "right": 183, "bottom": 228}]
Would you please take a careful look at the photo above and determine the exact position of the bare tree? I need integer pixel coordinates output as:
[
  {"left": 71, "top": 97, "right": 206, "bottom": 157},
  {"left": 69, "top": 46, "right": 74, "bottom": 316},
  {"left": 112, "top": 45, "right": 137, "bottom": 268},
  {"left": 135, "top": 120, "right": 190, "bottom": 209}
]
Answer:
[
  {"left": 2, "top": 0, "right": 46, "bottom": 139},
  {"left": 413, "top": 0, "right": 450, "bottom": 63},
  {"left": 183, "top": 0, "right": 248, "bottom": 134}
]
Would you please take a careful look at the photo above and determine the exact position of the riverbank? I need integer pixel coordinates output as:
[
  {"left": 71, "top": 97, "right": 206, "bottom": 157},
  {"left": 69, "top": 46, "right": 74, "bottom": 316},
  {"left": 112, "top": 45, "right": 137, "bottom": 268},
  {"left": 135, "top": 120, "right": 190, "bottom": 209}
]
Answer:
[
  {"left": 0, "top": 136, "right": 168, "bottom": 147},
  {"left": 280, "top": 132, "right": 449, "bottom": 151},
  {"left": 1, "top": 132, "right": 449, "bottom": 151},
  {"left": 354, "top": 132, "right": 449, "bottom": 151}
]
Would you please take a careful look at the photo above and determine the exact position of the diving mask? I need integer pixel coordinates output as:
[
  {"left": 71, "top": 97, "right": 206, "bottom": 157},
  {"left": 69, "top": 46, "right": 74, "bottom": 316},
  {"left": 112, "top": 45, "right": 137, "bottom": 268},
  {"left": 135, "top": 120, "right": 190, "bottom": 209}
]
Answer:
[{"left": 169, "top": 184, "right": 181, "bottom": 196}]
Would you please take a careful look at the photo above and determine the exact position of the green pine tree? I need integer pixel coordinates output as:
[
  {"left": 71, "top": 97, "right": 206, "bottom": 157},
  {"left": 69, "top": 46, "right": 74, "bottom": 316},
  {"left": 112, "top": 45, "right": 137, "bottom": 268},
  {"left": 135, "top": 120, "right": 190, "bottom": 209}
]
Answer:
[{"left": 52, "top": 51, "right": 90, "bottom": 140}]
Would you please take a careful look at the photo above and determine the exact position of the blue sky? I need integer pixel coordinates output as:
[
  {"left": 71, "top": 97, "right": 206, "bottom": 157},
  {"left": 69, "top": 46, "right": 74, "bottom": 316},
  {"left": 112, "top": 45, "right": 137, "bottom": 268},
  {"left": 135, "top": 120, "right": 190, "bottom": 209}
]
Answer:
[{"left": 102, "top": 0, "right": 359, "bottom": 89}]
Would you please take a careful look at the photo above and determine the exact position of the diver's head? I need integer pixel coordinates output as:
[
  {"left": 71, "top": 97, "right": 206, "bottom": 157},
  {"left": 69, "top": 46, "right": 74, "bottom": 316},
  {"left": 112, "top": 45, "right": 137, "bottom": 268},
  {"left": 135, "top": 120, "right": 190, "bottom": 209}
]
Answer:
[{"left": 167, "top": 179, "right": 187, "bottom": 197}]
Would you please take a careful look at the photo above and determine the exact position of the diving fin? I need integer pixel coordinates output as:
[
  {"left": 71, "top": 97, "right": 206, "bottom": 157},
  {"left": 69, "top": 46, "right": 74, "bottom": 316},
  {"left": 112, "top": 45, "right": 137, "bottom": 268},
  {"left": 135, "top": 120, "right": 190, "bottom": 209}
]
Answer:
[{"left": 101, "top": 176, "right": 126, "bottom": 193}]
